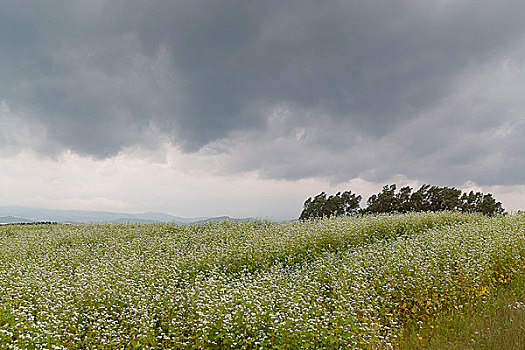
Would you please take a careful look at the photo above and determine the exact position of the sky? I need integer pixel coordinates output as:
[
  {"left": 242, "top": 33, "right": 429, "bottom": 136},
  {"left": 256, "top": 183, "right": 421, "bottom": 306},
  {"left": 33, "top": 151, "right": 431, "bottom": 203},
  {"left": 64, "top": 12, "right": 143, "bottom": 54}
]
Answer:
[{"left": 1, "top": 0, "right": 525, "bottom": 220}]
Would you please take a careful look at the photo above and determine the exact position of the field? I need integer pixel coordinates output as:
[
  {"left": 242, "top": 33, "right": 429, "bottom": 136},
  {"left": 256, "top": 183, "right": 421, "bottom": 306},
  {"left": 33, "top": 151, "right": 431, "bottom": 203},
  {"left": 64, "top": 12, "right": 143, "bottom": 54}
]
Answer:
[{"left": 0, "top": 212, "right": 524, "bottom": 349}]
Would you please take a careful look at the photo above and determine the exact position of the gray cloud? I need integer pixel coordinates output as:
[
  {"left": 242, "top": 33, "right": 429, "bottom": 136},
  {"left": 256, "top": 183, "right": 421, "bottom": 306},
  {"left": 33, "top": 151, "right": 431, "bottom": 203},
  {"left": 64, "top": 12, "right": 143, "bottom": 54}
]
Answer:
[{"left": 1, "top": 0, "right": 525, "bottom": 185}]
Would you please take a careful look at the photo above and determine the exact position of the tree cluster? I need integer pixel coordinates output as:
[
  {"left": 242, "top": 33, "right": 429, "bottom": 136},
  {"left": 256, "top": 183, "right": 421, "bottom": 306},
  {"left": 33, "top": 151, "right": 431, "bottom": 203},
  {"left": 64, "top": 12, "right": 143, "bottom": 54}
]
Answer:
[
  {"left": 299, "top": 191, "right": 361, "bottom": 221},
  {"left": 300, "top": 184, "right": 504, "bottom": 220}
]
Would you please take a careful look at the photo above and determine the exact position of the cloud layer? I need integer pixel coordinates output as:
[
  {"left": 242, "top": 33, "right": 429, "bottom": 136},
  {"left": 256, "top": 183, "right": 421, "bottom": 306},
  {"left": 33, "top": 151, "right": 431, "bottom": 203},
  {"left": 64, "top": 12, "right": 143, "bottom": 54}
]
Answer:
[{"left": 2, "top": 0, "right": 525, "bottom": 186}]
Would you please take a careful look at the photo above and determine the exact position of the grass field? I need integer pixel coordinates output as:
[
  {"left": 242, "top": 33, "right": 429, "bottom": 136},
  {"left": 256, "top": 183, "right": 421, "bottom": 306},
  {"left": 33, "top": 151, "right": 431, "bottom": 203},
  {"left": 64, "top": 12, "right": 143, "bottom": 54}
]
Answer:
[
  {"left": 0, "top": 212, "right": 523, "bottom": 349},
  {"left": 400, "top": 269, "right": 525, "bottom": 349}
]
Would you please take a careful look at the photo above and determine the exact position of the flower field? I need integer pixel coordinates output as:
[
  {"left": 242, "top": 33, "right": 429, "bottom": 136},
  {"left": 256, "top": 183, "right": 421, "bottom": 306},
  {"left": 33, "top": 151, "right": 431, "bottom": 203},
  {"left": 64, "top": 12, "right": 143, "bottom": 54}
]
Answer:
[{"left": 0, "top": 212, "right": 523, "bottom": 349}]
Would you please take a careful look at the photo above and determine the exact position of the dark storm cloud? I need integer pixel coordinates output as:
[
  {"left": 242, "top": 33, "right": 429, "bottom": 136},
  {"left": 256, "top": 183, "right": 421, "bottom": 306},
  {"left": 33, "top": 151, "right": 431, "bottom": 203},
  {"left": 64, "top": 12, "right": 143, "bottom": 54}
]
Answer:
[{"left": 1, "top": 0, "right": 525, "bottom": 184}]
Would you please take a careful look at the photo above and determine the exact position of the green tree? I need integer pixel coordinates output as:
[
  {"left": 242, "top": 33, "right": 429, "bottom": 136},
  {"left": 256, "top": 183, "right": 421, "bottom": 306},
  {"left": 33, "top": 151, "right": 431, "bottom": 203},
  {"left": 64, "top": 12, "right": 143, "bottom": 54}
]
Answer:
[
  {"left": 397, "top": 186, "right": 413, "bottom": 213},
  {"left": 365, "top": 184, "right": 398, "bottom": 214},
  {"left": 364, "top": 184, "right": 503, "bottom": 215},
  {"left": 460, "top": 191, "right": 504, "bottom": 216},
  {"left": 299, "top": 191, "right": 362, "bottom": 220},
  {"left": 460, "top": 191, "right": 483, "bottom": 213},
  {"left": 426, "top": 186, "right": 462, "bottom": 211},
  {"left": 409, "top": 184, "right": 431, "bottom": 212},
  {"left": 301, "top": 184, "right": 505, "bottom": 219}
]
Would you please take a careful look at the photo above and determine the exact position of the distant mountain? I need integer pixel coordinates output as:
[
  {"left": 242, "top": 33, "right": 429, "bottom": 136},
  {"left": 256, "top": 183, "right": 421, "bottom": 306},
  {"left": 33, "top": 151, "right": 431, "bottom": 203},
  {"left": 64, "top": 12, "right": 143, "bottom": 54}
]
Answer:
[
  {"left": 110, "top": 218, "right": 163, "bottom": 224},
  {"left": 0, "top": 206, "right": 245, "bottom": 225},
  {"left": 138, "top": 212, "right": 207, "bottom": 224},
  {"left": 0, "top": 216, "right": 34, "bottom": 224},
  {"left": 0, "top": 206, "right": 184, "bottom": 224},
  {"left": 191, "top": 216, "right": 256, "bottom": 225}
]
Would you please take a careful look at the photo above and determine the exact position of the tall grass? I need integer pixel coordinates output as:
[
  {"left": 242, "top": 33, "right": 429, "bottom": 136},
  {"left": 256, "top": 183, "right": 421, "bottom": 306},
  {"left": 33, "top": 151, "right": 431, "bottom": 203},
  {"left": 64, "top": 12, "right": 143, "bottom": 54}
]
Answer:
[{"left": 399, "top": 271, "right": 525, "bottom": 349}]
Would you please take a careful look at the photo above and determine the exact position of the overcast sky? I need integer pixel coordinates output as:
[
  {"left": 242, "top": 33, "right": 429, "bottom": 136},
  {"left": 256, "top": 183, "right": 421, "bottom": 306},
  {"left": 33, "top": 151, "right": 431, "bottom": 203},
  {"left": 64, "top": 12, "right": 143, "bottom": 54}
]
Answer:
[{"left": 1, "top": 0, "right": 525, "bottom": 219}]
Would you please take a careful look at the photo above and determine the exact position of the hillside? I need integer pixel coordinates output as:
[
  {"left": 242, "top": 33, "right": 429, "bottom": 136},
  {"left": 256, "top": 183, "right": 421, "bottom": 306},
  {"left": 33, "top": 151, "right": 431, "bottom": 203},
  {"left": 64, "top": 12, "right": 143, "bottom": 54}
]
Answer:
[{"left": 0, "top": 212, "right": 523, "bottom": 348}]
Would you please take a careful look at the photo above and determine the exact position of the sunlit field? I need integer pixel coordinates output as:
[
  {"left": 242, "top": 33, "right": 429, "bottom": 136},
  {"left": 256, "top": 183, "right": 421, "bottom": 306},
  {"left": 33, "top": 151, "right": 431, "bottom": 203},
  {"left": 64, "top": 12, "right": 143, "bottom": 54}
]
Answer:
[{"left": 0, "top": 212, "right": 523, "bottom": 349}]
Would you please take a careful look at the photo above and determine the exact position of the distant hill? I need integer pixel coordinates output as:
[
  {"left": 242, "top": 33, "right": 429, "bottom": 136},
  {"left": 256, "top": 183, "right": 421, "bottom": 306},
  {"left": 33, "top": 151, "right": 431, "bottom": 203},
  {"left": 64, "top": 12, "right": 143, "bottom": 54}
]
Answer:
[
  {"left": 192, "top": 215, "right": 232, "bottom": 224},
  {"left": 191, "top": 216, "right": 256, "bottom": 225},
  {"left": 0, "top": 216, "right": 34, "bottom": 224},
  {"left": 0, "top": 206, "right": 246, "bottom": 225}
]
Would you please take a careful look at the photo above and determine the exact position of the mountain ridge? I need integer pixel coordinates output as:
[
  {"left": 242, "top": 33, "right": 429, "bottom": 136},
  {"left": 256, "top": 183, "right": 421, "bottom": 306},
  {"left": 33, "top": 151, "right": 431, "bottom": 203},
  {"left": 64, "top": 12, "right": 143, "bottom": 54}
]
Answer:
[{"left": 0, "top": 206, "right": 236, "bottom": 225}]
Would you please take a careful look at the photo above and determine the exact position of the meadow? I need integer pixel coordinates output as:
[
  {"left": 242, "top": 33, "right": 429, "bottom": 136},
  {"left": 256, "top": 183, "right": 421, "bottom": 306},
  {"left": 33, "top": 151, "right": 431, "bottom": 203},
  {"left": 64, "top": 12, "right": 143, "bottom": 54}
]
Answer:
[{"left": 0, "top": 212, "right": 523, "bottom": 349}]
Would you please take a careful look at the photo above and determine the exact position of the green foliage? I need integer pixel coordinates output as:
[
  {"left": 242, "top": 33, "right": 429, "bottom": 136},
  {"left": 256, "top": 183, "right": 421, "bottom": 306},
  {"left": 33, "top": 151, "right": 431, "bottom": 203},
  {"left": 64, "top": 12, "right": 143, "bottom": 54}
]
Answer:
[
  {"left": 460, "top": 190, "right": 505, "bottom": 216},
  {"left": 301, "top": 184, "right": 504, "bottom": 220},
  {"left": 366, "top": 184, "right": 463, "bottom": 214},
  {"left": 299, "top": 190, "right": 361, "bottom": 220},
  {"left": 365, "top": 184, "right": 504, "bottom": 216}
]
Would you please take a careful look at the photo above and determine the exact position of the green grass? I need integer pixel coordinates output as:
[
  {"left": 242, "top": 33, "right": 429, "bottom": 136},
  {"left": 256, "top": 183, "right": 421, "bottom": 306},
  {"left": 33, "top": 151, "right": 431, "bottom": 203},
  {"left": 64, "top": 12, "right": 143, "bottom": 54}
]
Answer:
[{"left": 399, "top": 270, "right": 525, "bottom": 349}]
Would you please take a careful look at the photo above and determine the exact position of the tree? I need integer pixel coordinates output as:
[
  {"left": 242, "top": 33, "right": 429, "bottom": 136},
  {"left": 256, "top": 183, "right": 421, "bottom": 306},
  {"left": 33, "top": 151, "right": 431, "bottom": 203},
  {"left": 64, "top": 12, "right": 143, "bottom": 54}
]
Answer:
[
  {"left": 299, "top": 184, "right": 505, "bottom": 220},
  {"left": 365, "top": 184, "right": 398, "bottom": 214},
  {"left": 364, "top": 184, "right": 503, "bottom": 216},
  {"left": 397, "top": 186, "right": 413, "bottom": 213},
  {"left": 460, "top": 191, "right": 483, "bottom": 213},
  {"left": 477, "top": 193, "right": 504, "bottom": 216},
  {"left": 299, "top": 191, "right": 362, "bottom": 220},
  {"left": 460, "top": 191, "right": 504, "bottom": 216},
  {"left": 409, "top": 184, "right": 430, "bottom": 212},
  {"left": 426, "top": 186, "right": 462, "bottom": 211}
]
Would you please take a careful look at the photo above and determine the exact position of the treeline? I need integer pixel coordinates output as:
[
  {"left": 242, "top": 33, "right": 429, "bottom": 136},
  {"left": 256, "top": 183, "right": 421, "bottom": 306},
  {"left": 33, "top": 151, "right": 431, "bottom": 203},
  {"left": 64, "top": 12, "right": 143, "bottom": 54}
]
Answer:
[
  {"left": 299, "top": 184, "right": 504, "bottom": 220},
  {"left": 0, "top": 221, "right": 58, "bottom": 226}
]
